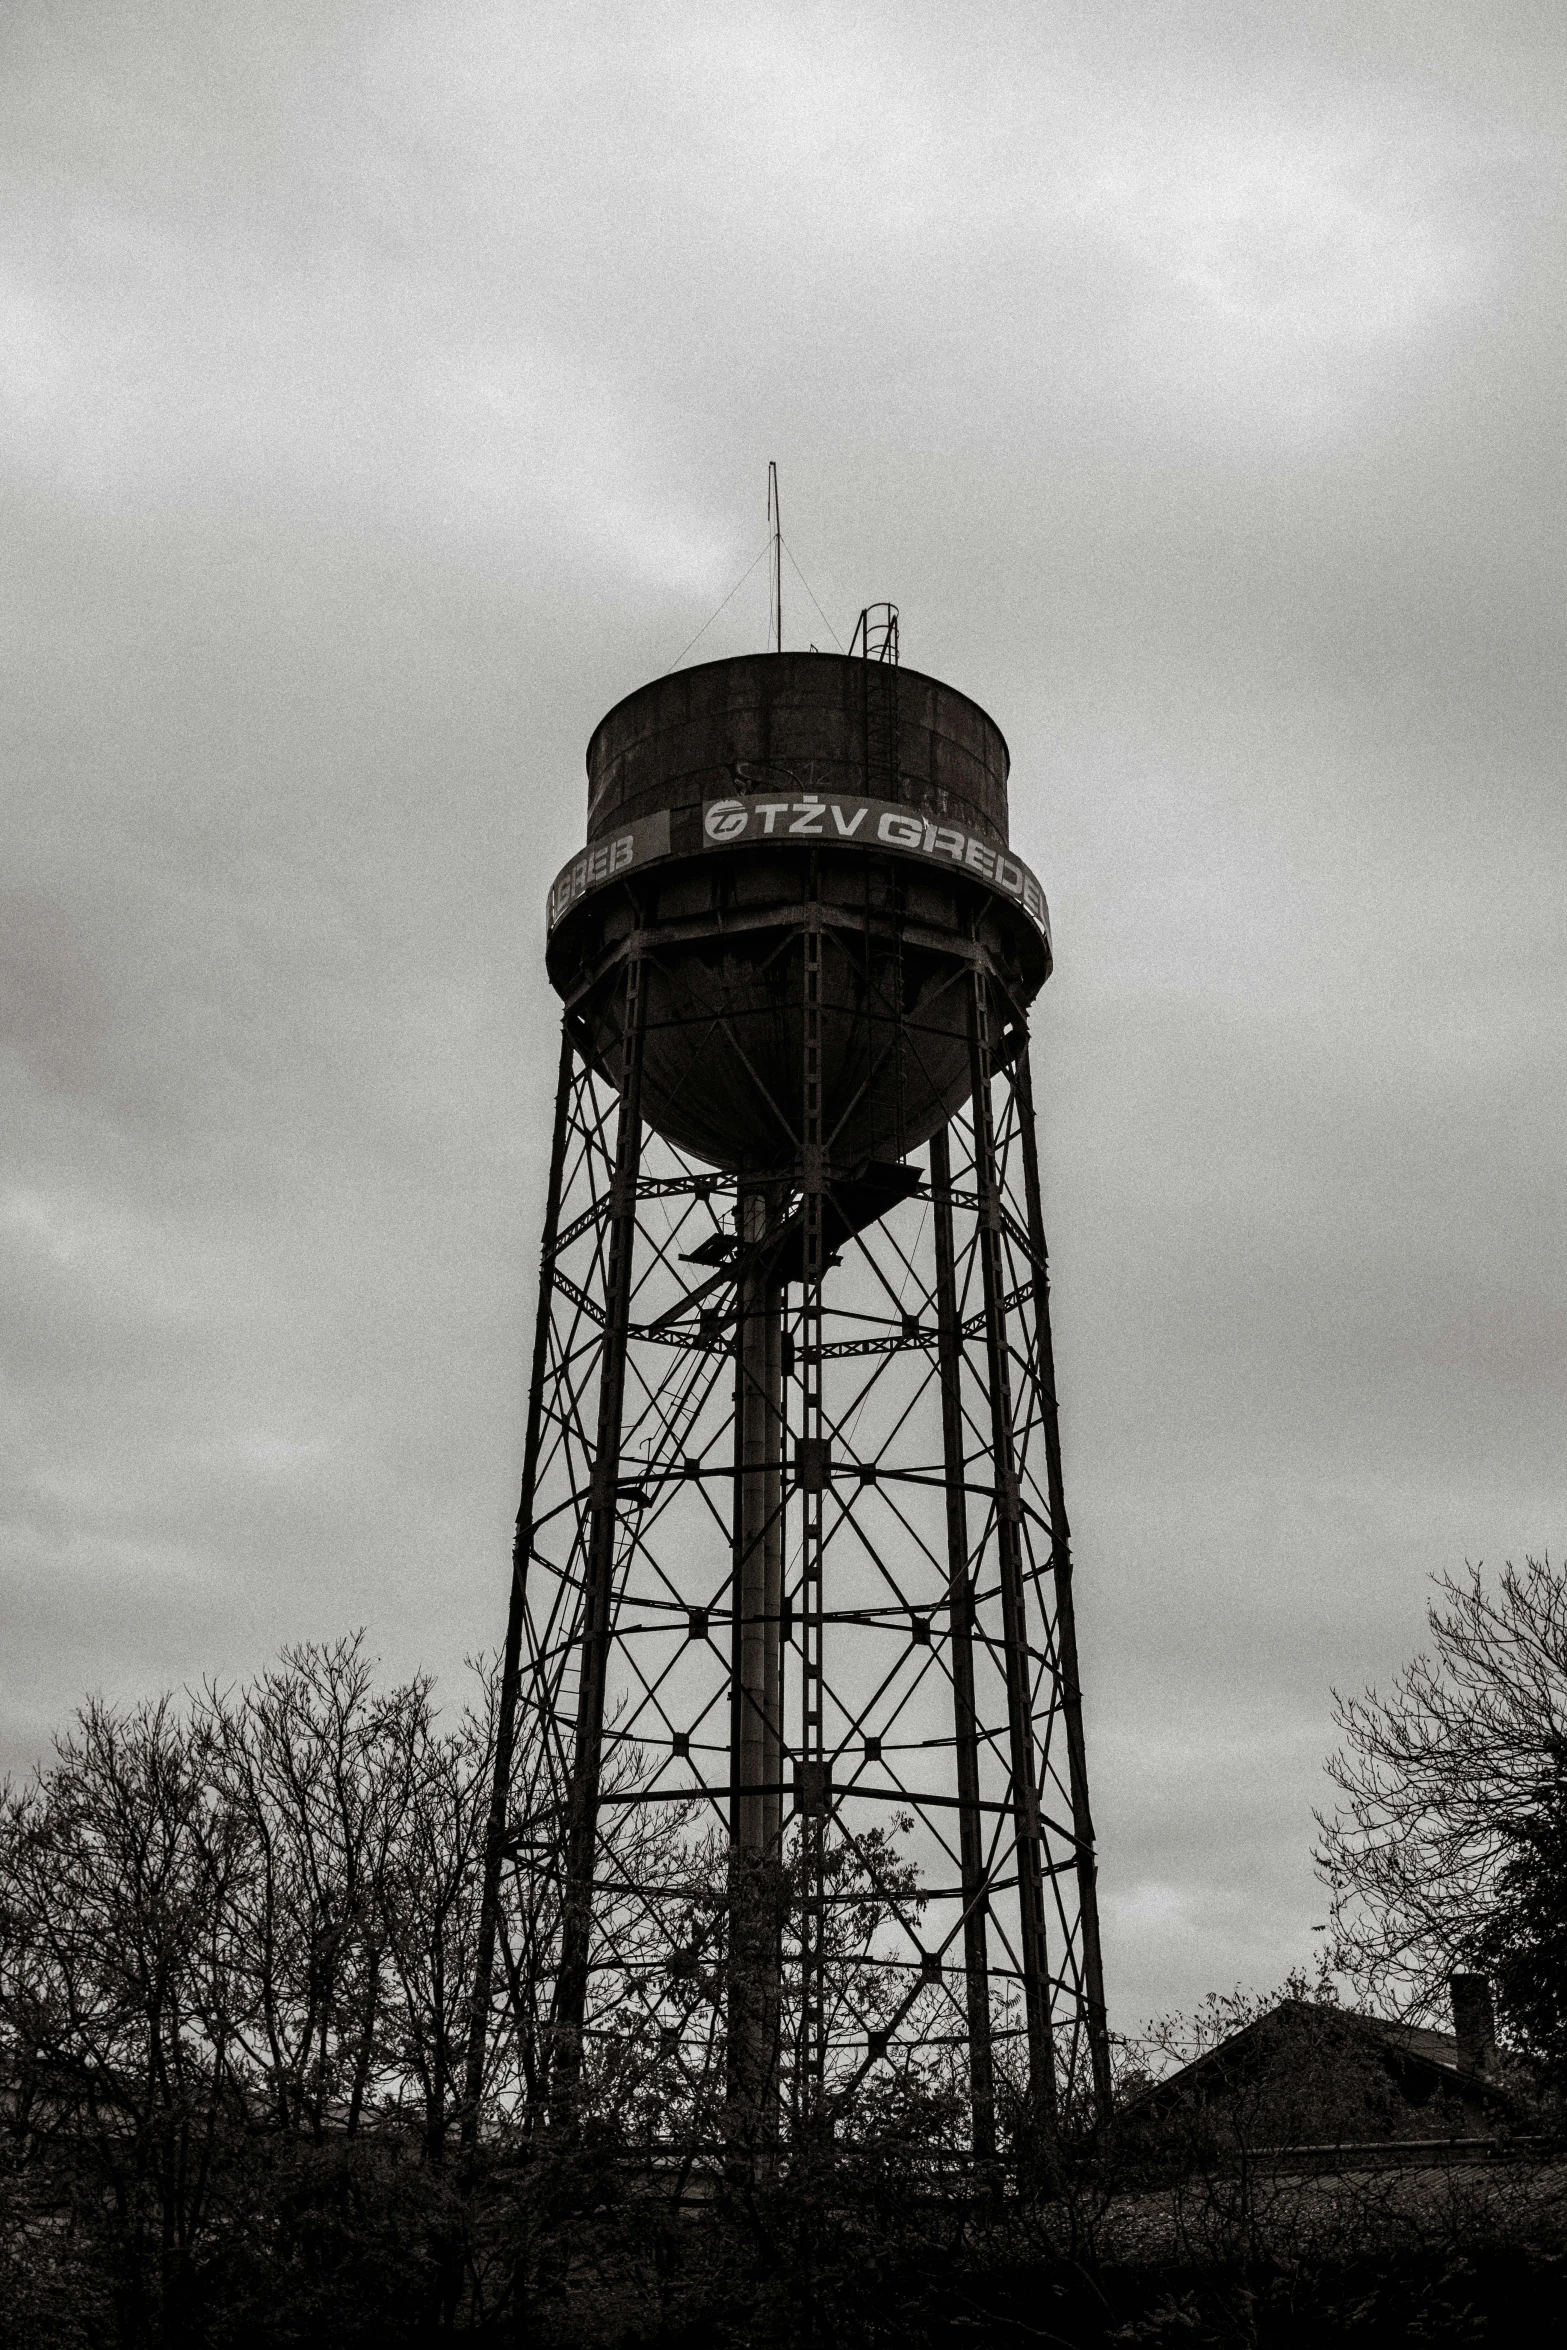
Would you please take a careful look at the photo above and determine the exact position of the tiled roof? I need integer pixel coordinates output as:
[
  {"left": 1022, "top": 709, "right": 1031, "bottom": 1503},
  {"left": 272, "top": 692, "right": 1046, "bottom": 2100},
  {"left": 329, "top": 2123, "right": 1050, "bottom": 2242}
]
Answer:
[{"left": 1125, "top": 1999, "right": 1506, "bottom": 2120}]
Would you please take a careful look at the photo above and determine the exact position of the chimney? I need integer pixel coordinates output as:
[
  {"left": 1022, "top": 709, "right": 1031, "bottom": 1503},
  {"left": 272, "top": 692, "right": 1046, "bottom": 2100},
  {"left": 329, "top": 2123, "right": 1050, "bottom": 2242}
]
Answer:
[{"left": 1449, "top": 1973, "right": 1498, "bottom": 2077}]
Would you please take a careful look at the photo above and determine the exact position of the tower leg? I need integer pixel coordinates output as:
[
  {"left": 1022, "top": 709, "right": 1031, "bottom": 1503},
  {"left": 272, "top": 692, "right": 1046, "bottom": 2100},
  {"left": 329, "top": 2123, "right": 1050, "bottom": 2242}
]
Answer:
[
  {"left": 930, "top": 1121, "right": 997, "bottom": 2164},
  {"left": 727, "top": 1185, "right": 784, "bottom": 2162},
  {"left": 967, "top": 968, "right": 1056, "bottom": 2125},
  {"left": 1014, "top": 1046, "right": 1114, "bottom": 2121},
  {"left": 797, "top": 884, "right": 828, "bottom": 2120},
  {"left": 549, "top": 954, "right": 648, "bottom": 2130},
  {"left": 461, "top": 1023, "right": 575, "bottom": 2148}
]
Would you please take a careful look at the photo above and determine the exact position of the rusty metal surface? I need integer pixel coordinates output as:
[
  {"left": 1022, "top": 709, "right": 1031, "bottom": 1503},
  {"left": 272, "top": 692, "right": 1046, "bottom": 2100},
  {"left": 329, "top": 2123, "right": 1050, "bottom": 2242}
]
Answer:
[{"left": 585, "top": 651, "right": 1011, "bottom": 851}]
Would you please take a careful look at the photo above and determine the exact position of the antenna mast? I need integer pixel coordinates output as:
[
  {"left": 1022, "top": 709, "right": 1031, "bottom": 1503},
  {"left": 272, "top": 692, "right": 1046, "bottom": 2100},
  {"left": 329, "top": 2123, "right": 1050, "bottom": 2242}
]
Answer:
[{"left": 767, "top": 460, "right": 782, "bottom": 654}]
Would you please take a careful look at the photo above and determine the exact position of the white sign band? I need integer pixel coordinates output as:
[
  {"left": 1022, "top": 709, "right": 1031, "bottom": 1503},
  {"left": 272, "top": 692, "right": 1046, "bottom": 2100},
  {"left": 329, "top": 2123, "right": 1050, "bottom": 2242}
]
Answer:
[
  {"left": 544, "top": 795, "right": 1050, "bottom": 946},
  {"left": 701, "top": 793, "right": 1049, "bottom": 938},
  {"left": 546, "top": 810, "right": 671, "bottom": 931}
]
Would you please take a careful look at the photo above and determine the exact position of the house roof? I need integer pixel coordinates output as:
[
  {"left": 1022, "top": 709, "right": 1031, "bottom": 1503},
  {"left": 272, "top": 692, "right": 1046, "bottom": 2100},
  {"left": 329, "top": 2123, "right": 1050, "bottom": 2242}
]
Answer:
[
  {"left": 1360, "top": 2017, "right": 1467, "bottom": 2071},
  {"left": 1124, "top": 1999, "right": 1509, "bottom": 2127}
]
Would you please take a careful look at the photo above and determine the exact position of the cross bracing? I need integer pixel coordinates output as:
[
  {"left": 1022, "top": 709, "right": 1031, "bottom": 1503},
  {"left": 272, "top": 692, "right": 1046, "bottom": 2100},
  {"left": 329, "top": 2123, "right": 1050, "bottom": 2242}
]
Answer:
[{"left": 467, "top": 888, "right": 1109, "bottom": 2168}]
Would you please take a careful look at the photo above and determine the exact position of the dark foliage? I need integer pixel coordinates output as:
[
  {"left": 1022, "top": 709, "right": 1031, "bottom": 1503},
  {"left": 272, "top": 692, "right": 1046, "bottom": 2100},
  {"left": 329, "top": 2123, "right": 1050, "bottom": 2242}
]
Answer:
[
  {"left": 952, "top": 2244, "right": 1565, "bottom": 2347},
  {"left": 1318, "top": 1557, "right": 1567, "bottom": 2021},
  {"left": 1474, "top": 1756, "right": 1567, "bottom": 2090},
  {"left": 6, "top": 1641, "right": 1567, "bottom": 2346}
]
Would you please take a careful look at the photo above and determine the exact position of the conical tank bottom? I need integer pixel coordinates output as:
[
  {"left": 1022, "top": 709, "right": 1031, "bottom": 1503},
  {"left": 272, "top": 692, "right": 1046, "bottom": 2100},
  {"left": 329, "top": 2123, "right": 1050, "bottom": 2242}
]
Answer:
[{"left": 577, "top": 921, "right": 972, "bottom": 1171}]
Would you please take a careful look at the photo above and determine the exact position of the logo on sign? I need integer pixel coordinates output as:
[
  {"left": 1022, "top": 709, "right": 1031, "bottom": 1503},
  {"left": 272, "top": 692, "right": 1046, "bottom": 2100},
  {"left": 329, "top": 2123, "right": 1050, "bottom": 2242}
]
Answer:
[{"left": 704, "top": 798, "right": 748, "bottom": 842}]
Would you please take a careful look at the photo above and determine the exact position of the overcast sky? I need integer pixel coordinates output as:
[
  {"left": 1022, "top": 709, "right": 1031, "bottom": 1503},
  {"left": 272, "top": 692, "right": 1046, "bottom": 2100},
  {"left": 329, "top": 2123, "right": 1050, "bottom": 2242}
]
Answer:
[{"left": 4, "top": 1, "right": 1564, "bottom": 2029}]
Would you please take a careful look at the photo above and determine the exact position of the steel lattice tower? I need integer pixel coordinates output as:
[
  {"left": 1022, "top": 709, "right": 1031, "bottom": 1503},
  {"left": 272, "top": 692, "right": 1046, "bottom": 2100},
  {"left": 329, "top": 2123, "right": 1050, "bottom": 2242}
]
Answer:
[{"left": 464, "top": 643, "right": 1110, "bottom": 2167}]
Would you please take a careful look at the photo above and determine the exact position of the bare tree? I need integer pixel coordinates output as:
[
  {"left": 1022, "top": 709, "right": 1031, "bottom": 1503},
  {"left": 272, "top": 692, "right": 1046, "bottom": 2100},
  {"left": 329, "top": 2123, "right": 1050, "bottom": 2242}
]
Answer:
[
  {"left": 196, "top": 1637, "right": 427, "bottom": 2143},
  {"left": 0, "top": 1693, "right": 245, "bottom": 2346},
  {"left": 1316, "top": 1556, "right": 1567, "bottom": 2016},
  {"left": 373, "top": 1679, "right": 491, "bottom": 2163},
  {"left": 0, "top": 1642, "right": 498, "bottom": 2346}
]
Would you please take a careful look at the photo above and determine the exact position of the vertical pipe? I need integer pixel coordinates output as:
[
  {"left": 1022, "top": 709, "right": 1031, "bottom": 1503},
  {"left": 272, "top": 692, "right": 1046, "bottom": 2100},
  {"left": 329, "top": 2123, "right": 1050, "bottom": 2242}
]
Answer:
[
  {"left": 727, "top": 1185, "right": 784, "bottom": 2160},
  {"left": 929, "top": 1121, "right": 996, "bottom": 2163},
  {"left": 966, "top": 965, "right": 1056, "bottom": 2123},
  {"left": 764, "top": 1281, "right": 783, "bottom": 1866},
  {"left": 768, "top": 459, "right": 782, "bottom": 655},
  {"left": 797, "top": 882, "right": 828, "bottom": 2117},
  {"left": 1013, "top": 1046, "right": 1113, "bottom": 2120},
  {"left": 462, "top": 1022, "right": 576, "bottom": 2149},
  {"left": 548, "top": 952, "right": 648, "bottom": 2130}
]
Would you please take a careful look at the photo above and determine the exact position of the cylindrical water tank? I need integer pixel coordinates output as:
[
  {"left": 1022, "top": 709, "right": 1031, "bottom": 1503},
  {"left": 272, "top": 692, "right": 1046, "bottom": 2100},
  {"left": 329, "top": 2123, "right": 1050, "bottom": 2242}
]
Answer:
[{"left": 545, "top": 652, "right": 1049, "bottom": 1171}]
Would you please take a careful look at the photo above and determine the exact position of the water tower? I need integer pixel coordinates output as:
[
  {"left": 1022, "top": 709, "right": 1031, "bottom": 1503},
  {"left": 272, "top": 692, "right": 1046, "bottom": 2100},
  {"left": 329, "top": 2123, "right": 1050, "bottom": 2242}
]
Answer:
[{"left": 465, "top": 626, "right": 1110, "bottom": 2165}]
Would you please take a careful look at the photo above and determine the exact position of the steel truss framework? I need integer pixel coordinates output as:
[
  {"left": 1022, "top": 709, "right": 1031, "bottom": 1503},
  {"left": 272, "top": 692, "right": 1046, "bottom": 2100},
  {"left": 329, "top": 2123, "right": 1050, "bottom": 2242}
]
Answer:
[{"left": 466, "top": 865, "right": 1111, "bottom": 2164}]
